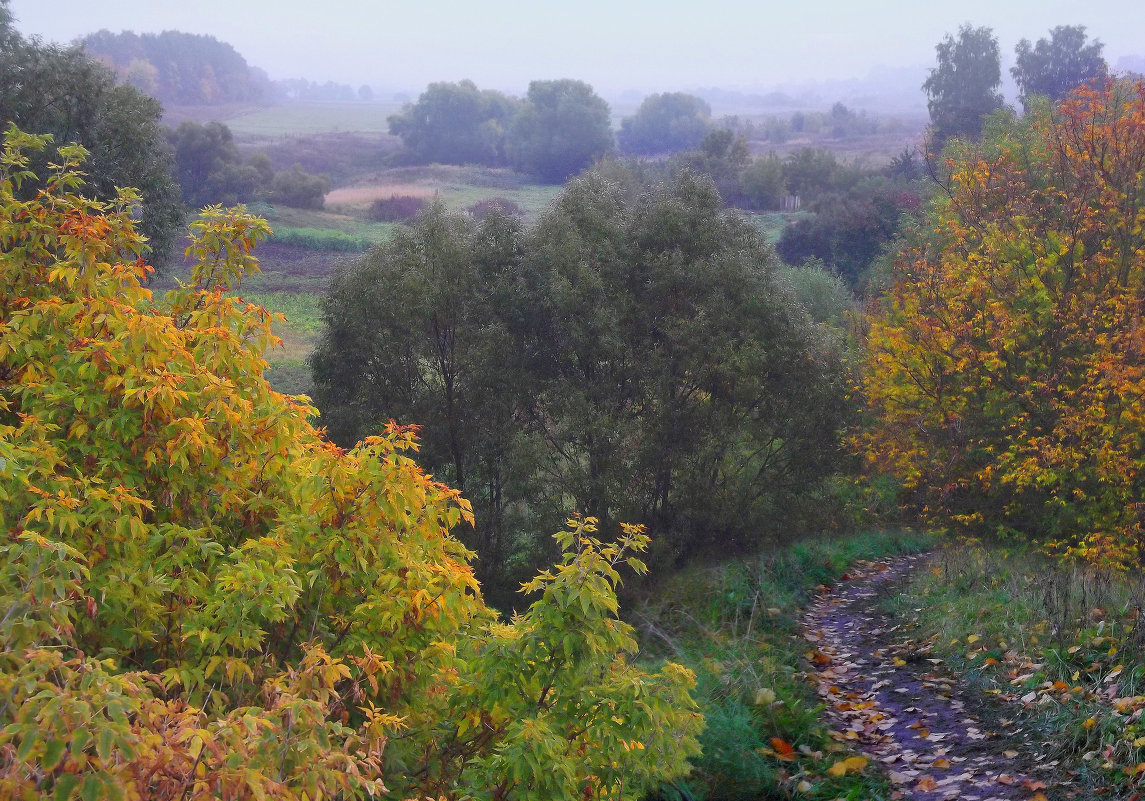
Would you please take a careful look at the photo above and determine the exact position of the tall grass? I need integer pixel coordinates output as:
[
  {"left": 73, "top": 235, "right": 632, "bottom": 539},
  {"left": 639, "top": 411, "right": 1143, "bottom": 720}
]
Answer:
[
  {"left": 636, "top": 530, "right": 935, "bottom": 800},
  {"left": 888, "top": 539, "right": 1145, "bottom": 790}
]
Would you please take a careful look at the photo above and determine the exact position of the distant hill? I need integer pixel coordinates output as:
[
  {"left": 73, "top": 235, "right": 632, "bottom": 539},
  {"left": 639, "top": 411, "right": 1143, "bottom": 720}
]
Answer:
[{"left": 81, "top": 29, "right": 270, "bottom": 105}]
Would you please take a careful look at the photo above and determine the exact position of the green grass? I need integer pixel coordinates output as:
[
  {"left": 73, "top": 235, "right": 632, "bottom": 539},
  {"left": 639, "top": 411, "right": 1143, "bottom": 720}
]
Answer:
[
  {"left": 267, "top": 226, "right": 373, "bottom": 252},
  {"left": 635, "top": 529, "right": 936, "bottom": 800},
  {"left": 885, "top": 538, "right": 1145, "bottom": 793},
  {"left": 248, "top": 202, "right": 396, "bottom": 243},
  {"left": 222, "top": 101, "right": 406, "bottom": 137},
  {"left": 748, "top": 211, "right": 808, "bottom": 245}
]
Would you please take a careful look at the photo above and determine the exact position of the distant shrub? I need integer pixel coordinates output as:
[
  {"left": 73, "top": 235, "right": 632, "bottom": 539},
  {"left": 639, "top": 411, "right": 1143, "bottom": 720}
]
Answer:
[
  {"left": 367, "top": 194, "right": 427, "bottom": 222},
  {"left": 469, "top": 196, "right": 523, "bottom": 220},
  {"left": 271, "top": 164, "right": 330, "bottom": 209},
  {"left": 268, "top": 227, "right": 371, "bottom": 251}
]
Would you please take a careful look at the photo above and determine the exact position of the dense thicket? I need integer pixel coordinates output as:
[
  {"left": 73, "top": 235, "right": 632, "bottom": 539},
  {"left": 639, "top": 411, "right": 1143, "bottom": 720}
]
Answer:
[
  {"left": 169, "top": 120, "right": 330, "bottom": 209},
  {"left": 0, "top": 2, "right": 181, "bottom": 264},
  {"left": 80, "top": 28, "right": 268, "bottom": 105},
  {"left": 311, "top": 167, "right": 851, "bottom": 598},
  {"left": 0, "top": 127, "right": 701, "bottom": 800},
  {"left": 860, "top": 81, "right": 1145, "bottom": 566}
]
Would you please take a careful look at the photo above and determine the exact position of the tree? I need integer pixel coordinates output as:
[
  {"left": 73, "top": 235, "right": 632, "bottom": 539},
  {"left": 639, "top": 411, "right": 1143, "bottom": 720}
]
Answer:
[
  {"left": 0, "top": 12, "right": 182, "bottom": 265},
  {"left": 740, "top": 153, "right": 786, "bottom": 210},
  {"left": 859, "top": 80, "right": 1145, "bottom": 567},
  {"left": 528, "top": 169, "right": 850, "bottom": 561},
  {"left": 618, "top": 92, "right": 712, "bottom": 155},
  {"left": 272, "top": 163, "right": 330, "bottom": 209},
  {"left": 506, "top": 79, "right": 613, "bottom": 182},
  {"left": 923, "top": 24, "right": 1004, "bottom": 144},
  {"left": 0, "top": 126, "right": 701, "bottom": 800},
  {"left": 388, "top": 80, "right": 519, "bottom": 166},
  {"left": 310, "top": 203, "right": 539, "bottom": 596},
  {"left": 1013, "top": 25, "right": 1107, "bottom": 110}
]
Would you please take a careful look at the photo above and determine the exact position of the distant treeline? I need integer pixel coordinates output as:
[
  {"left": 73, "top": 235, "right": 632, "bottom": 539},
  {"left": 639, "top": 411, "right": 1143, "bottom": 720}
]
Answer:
[
  {"left": 81, "top": 29, "right": 270, "bottom": 105},
  {"left": 81, "top": 29, "right": 376, "bottom": 107}
]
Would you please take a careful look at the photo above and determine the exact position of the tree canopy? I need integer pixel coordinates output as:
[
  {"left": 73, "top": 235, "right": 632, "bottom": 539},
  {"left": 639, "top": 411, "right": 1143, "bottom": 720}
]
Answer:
[
  {"left": 922, "top": 24, "right": 1004, "bottom": 144},
  {"left": 506, "top": 79, "right": 614, "bottom": 182},
  {"left": 0, "top": 126, "right": 701, "bottom": 800},
  {"left": 312, "top": 166, "right": 850, "bottom": 594},
  {"left": 1012, "top": 25, "right": 1107, "bottom": 110},
  {"left": 388, "top": 79, "right": 519, "bottom": 165},
  {"left": 859, "top": 80, "right": 1145, "bottom": 567},
  {"left": 618, "top": 92, "right": 712, "bottom": 155},
  {"left": 0, "top": 8, "right": 182, "bottom": 265}
]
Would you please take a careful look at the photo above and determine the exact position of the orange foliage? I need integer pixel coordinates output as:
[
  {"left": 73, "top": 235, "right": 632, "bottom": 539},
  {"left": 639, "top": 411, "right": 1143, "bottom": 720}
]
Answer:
[{"left": 859, "top": 80, "right": 1145, "bottom": 566}]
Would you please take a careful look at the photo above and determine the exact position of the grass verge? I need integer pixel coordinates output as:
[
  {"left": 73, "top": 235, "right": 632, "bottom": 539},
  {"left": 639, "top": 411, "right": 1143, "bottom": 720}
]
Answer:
[
  {"left": 634, "top": 529, "right": 936, "bottom": 800},
  {"left": 884, "top": 538, "right": 1145, "bottom": 796}
]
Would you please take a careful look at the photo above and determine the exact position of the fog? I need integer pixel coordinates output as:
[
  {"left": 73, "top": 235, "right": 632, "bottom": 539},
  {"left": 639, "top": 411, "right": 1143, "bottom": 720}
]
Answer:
[{"left": 9, "top": 0, "right": 1145, "bottom": 104}]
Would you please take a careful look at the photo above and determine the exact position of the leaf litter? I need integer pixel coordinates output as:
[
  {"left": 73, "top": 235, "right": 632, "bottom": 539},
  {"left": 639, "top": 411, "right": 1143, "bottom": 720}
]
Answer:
[{"left": 801, "top": 554, "right": 1066, "bottom": 800}]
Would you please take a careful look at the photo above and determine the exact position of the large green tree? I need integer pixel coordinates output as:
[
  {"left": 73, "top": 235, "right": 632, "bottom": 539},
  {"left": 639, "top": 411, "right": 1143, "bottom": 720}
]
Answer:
[
  {"left": 310, "top": 204, "right": 537, "bottom": 594},
  {"left": 1012, "top": 25, "right": 1107, "bottom": 111},
  {"left": 0, "top": 3, "right": 181, "bottom": 265},
  {"left": 388, "top": 79, "right": 519, "bottom": 165},
  {"left": 506, "top": 79, "right": 614, "bottom": 182},
  {"left": 922, "top": 24, "right": 1005, "bottom": 144},
  {"left": 618, "top": 92, "right": 712, "bottom": 155},
  {"left": 312, "top": 167, "right": 850, "bottom": 586}
]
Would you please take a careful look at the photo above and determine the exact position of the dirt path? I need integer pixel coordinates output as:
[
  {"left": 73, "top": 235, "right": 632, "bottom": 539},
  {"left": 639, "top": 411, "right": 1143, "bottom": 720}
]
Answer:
[{"left": 802, "top": 554, "right": 1066, "bottom": 801}]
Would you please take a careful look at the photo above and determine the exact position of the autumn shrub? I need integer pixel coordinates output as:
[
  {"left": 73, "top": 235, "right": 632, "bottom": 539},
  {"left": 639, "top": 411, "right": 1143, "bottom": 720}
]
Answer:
[
  {"left": 859, "top": 80, "right": 1145, "bottom": 567},
  {"left": 366, "top": 192, "right": 427, "bottom": 222},
  {"left": 0, "top": 127, "right": 701, "bottom": 800}
]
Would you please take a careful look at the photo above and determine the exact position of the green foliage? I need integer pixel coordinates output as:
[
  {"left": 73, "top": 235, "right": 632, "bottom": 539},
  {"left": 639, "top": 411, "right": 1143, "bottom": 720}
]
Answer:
[
  {"left": 1013, "top": 26, "right": 1107, "bottom": 110},
  {"left": 271, "top": 163, "right": 330, "bottom": 209},
  {"left": 506, "top": 79, "right": 614, "bottom": 183},
  {"left": 169, "top": 120, "right": 261, "bottom": 207},
  {"left": 667, "top": 129, "right": 750, "bottom": 203},
  {"left": 740, "top": 154, "right": 786, "bottom": 210},
  {"left": 923, "top": 24, "right": 1005, "bottom": 144},
  {"left": 775, "top": 181, "right": 920, "bottom": 285},
  {"left": 0, "top": 126, "right": 701, "bottom": 800},
  {"left": 0, "top": 19, "right": 182, "bottom": 265},
  {"left": 267, "top": 225, "right": 371, "bottom": 251},
  {"left": 618, "top": 92, "right": 712, "bottom": 155},
  {"left": 312, "top": 165, "right": 853, "bottom": 599},
  {"left": 388, "top": 79, "right": 520, "bottom": 166}
]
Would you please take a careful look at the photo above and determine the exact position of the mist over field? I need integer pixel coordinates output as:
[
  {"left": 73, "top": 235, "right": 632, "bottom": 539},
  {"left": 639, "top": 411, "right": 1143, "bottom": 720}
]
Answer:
[{"left": 9, "top": 0, "right": 1145, "bottom": 111}]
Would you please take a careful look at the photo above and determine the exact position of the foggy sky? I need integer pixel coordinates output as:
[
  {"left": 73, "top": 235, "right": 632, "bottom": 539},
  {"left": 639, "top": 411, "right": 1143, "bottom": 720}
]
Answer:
[{"left": 9, "top": 0, "right": 1145, "bottom": 96}]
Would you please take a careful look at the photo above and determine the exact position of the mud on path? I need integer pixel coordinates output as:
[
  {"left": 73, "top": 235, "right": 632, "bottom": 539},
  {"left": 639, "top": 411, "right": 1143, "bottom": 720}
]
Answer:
[{"left": 802, "top": 554, "right": 1068, "bottom": 801}]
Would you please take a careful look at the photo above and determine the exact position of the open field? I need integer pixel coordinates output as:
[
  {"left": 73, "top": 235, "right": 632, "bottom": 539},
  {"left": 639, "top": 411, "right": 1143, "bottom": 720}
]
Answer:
[
  {"left": 745, "top": 122, "right": 929, "bottom": 166},
  {"left": 324, "top": 164, "right": 562, "bottom": 218},
  {"left": 221, "top": 100, "right": 406, "bottom": 137}
]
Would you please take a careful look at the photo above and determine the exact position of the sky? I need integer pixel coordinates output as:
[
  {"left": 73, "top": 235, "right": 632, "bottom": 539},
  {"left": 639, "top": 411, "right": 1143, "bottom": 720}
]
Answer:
[{"left": 8, "top": 0, "right": 1145, "bottom": 98}]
